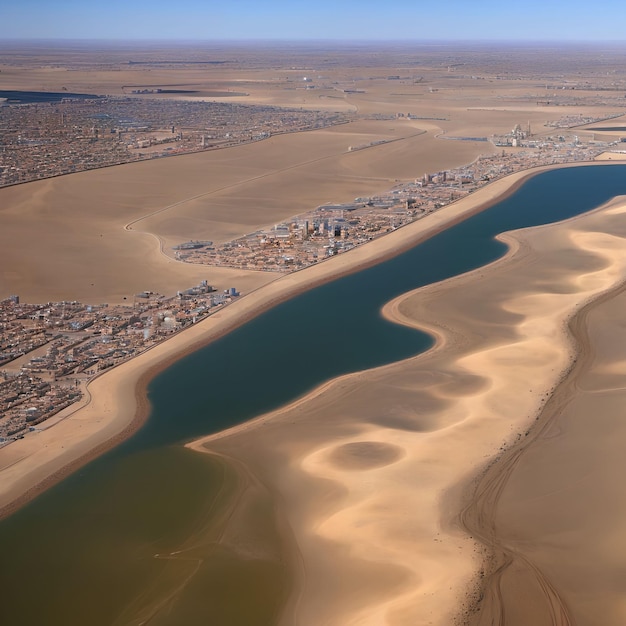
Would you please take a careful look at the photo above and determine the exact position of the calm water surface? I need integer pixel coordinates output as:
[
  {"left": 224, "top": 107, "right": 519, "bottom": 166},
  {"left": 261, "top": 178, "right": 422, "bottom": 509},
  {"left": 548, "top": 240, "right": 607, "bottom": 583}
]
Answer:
[
  {"left": 0, "top": 89, "right": 100, "bottom": 104},
  {"left": 1, "top": 165, "right": 626, "bottom": 625}
]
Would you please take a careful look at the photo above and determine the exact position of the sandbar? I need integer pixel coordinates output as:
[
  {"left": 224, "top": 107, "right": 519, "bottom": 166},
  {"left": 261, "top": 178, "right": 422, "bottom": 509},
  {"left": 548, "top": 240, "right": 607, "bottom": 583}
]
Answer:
[
  {"left": 187, "top": 186, "right": 626, "bottom": 625},
  {"left": 3, "top": 162, "right": 626, "bottom": 626},
  {"left": 463, "top": 200, "right": 626, "bottom": 625},
  {"left": 0, "top": 161, "right": 586, "bottom": 518}
]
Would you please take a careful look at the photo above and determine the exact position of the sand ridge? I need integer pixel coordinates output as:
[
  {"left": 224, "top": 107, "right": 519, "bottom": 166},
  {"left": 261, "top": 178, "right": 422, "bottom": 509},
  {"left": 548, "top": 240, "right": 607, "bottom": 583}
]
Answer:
[
  {"left": 1, "top": 160, "right": 625, "bottom": 623},
  {"left": 188, "top": 195, "right": 626, "bottom": 625},
  {"left": 0, "top": 163, "right": 561, "bottom": 518},
  {"left": 5, "top": 43, "right": 626, "bottom": 625},
  {"left": 0, "top": 161, "right": 591, "bottom": 519},
  {"left": 460, "top": 198, "right": 626, "bottom": 626}
]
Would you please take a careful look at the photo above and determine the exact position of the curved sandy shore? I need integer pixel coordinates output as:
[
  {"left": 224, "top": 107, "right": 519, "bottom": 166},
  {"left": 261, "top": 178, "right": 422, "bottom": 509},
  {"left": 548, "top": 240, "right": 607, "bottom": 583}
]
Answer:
[
  {"left": 187, "top": 193, "right": 626, "bottom": 625},
  {"left": 461, "top": 203, "right": 626, "bottom": 625},
  {"left": 0, "top": 160, "right": 581, "bottom": 519},
  {"left": 3, "top": 162, "right": 626, "bottom": 626}
]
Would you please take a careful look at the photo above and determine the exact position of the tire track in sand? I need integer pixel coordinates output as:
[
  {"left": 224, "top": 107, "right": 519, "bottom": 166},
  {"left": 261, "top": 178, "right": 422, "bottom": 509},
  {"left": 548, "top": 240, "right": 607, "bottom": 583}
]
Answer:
[{"left": 459, "top": 280, "right": 626, "bottom": 626}]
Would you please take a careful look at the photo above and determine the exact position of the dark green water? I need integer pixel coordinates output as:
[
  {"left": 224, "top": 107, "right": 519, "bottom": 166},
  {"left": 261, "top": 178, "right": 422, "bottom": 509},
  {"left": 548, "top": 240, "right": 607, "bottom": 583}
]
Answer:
[
  {"left": 1, "top": 164, "right": 626, "bottom": 625},
  {"left": 586, "top": 127, "right": 626, "bottom": 132}
]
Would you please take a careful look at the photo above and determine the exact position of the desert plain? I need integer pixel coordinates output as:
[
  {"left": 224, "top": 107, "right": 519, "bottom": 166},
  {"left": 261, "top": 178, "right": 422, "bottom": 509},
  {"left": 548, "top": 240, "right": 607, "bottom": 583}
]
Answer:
[{"left": 3, "top": 41, "right": 626, "bottom": 625}]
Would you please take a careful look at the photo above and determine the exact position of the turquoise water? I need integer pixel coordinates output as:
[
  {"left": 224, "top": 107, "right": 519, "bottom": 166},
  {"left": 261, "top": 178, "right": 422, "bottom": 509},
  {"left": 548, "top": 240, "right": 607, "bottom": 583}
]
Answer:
[{"left": 1, "top": 164, "right": 626, "bottom": 625}]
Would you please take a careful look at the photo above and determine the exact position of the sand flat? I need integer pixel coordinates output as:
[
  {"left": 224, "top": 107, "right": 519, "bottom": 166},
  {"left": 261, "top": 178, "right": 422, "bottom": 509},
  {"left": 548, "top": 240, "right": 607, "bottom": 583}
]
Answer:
[
  {"left": 2, "top": 47, "right": 615, "bottom": 307},
  {"left": 468, "top": 214, "right": 626, "bottom": 625},
  {"left": 0, "top": 162, "right": 570, "bottom": 518},
  {"left": 0, "top": 117, "right": 491, "bottom": 304},
  {"left": 6, "top": 43, "right": 626, "bottom": 625},
  {"left": 187, "top": 194, "right": 626, "bottom": 625},
  {"left": 3, "top": 52, "right": 602, "bottom": 307},
  {"left": 3, "top": 157, "right": 626, "bottom": 623}
]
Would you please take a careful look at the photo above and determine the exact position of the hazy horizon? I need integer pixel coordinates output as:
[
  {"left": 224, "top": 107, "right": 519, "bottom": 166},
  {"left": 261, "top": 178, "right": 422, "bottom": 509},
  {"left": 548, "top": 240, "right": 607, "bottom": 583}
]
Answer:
[
  {"left": 3, "top": 0, "right": 626, "bottom": 43},
  {"left": 1, "top": 38, "right": 625, "bottom": 49}
]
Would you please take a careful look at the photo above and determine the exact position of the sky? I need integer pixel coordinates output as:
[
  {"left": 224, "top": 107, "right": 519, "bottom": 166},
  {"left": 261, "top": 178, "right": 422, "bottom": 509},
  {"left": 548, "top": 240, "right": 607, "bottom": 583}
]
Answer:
[{"left": 1, "top": 0, "right": 626, "bottom": 42}]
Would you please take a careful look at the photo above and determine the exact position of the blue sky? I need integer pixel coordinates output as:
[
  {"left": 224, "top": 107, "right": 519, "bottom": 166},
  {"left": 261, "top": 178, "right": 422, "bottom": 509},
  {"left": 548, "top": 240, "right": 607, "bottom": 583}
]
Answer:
[{"left": 1, "top": 0, "right": 625, "bottom": 41}]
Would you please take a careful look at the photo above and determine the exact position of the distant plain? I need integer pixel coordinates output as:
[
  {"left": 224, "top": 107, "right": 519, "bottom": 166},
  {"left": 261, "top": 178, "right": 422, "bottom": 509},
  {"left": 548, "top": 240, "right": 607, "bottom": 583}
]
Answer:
[{"left": 3, "top": 41, "right": 626, "bottom": 626}]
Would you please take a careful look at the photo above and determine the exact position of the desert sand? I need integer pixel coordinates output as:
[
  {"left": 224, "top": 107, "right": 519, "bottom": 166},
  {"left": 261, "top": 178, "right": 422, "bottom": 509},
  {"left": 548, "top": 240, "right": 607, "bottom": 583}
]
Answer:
[
  {"left": 1, "top": 43, "right": 617, "bottom": 306},
  {"left": 463, "top": 199, "right": 626, "bottom": 626},
  {"left": 0, "top": 161, "right": 562, "bottom": 519},
  {"left": 0, "top": 117, "right": 489, "bottom": 304},
  {"left": 186, "top": 190, "right": 626, "bottom": 626},
  {"left": 5, "top": 43, "right": 626, "bottom": 625}
]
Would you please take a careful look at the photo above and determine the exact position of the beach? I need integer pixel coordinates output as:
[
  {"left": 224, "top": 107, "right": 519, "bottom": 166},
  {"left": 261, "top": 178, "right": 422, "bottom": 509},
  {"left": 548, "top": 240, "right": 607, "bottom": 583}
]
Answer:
[
  {"left": 5, "top": 40, "right": 626, "bottom": 626},
  {"left": 462, "top": 199, "right": 626, "bottom": 626},
  {"left": 2, "top": 160, "right": 626, "bottom": 625},
  {"left": 186, "top": 186, "right": 626, "bottom": 625},
  {"left": 0, "top": 161, "right": 564, "bottom": 519}
]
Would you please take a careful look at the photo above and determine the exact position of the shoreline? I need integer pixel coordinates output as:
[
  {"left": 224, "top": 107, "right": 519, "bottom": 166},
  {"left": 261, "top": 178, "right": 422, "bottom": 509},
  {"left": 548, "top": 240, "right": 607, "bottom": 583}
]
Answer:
[
  {"left": 0, "top": 159, "right": 618, "bottom": 521},
  {"left": 187, "top": 193, "right": 626, "bottom": 625},
  {"left": 455, "top": 199, "right": 626, "bottom": 624},
  {"left": 457, "top": 277, "right": 626, "bottom": 625}
]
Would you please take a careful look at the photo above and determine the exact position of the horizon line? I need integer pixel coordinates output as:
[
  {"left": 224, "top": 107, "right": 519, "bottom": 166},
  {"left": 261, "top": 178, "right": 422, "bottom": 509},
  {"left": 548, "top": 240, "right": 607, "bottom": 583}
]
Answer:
[{"left": 1, "top": 37, "right": 626, "bottom": 46}]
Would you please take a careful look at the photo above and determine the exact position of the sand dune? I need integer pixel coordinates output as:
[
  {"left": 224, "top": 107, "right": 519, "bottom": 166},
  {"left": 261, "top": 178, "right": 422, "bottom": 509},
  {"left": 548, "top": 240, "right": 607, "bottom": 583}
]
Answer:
[
  {"left": 5, "top": 44, "right": 626, "bottom": 625},
  {"left": 462, "top": 205, "right": 626, "bottom": 626},
  {"left": 189, "top": 195, "right": 626, "bottom": 625},
  {"left": 0, "top": 163, "right": 556, "bottom": 519}
]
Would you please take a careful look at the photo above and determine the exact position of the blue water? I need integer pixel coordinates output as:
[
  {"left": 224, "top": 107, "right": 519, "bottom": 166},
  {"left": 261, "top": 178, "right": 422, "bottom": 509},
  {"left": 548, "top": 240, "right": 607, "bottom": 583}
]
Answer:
[
  {"left": 1, "top": 164, "right": 626, "bottom": 625},
  {"left": 135, "top": 164, "right": 626, "bottom": 450},
  {"left": 0, "top": 90, "right": 101, "bottom": 104}
]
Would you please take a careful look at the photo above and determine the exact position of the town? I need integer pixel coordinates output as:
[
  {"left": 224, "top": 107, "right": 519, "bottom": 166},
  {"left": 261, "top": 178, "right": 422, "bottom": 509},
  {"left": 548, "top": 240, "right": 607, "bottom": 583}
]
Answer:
[
  {"left": 2, "top": 41, "right": 626, "bottom": 444},
  {"left": 0, "top": 95, "right": 349, "bottom": 187},
  {"left": 0, "top": 280, "right": 235, "bottom": 440},
  {"left": 1, "top": 113, "right": 623, "bottom": 442},
  {"left": 176, "top": 121, "right": 620, "bottom": 271}
]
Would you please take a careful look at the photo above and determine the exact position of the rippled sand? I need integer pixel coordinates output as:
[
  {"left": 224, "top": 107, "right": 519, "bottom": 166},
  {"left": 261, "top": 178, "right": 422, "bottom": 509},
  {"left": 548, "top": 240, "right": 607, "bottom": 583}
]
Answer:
[
  {"left": 0, "top": 161, "right": 550, "bottom": 519},
  {"left": 190, "top": 194, "right": 626, "bottom": 625}
]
